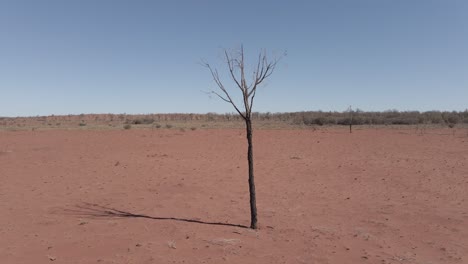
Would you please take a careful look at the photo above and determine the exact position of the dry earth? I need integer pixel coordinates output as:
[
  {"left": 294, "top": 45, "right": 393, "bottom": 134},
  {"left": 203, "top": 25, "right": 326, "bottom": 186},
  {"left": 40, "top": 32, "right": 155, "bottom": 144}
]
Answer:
[{"left": 0, "top": 128, "right": 467, "bottom": 264}]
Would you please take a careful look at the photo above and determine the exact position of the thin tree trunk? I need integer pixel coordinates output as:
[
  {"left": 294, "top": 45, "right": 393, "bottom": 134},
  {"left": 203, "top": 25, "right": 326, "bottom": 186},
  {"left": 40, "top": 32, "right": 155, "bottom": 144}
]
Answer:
[
  {"left": 204, "top": 46, "right": 281, "bottom": 230},
  {"left": 245, "top": 119, "right": 258, "bottom": 229}
]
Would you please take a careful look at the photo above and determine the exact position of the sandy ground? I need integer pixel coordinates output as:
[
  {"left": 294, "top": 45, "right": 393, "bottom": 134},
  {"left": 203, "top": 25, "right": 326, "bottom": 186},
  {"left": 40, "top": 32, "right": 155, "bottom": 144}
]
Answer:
[{"left": 0, "top": 128, "right": 467, "bottom": 264}]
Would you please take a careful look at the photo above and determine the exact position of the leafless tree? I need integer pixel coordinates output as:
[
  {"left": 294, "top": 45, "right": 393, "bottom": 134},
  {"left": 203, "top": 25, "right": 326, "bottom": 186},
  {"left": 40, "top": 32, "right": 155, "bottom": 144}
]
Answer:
[
  {"left": 204, "top": 45, "right": 281, "bottom": 229},
  {"left": 348, "top": 105, "right": 353, "bottom": 133}
]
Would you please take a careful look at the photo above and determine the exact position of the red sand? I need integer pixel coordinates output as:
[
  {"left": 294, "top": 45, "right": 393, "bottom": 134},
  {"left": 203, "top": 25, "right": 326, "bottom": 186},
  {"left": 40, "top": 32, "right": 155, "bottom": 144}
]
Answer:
[{"left": 0, "top": 128, "right": 467, "bottom": 263}]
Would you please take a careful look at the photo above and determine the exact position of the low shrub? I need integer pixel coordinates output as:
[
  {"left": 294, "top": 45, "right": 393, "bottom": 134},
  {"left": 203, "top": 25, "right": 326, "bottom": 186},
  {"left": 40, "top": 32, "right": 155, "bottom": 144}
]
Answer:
[{"left": 132, "top": 118, "right": 154, "bottom": 125}]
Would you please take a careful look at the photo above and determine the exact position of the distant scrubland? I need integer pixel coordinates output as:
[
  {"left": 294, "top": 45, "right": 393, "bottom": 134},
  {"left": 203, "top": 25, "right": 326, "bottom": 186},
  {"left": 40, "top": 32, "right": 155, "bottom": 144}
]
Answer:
[{"left": 1, "top": 110, "right": 467, "bottom": 130}]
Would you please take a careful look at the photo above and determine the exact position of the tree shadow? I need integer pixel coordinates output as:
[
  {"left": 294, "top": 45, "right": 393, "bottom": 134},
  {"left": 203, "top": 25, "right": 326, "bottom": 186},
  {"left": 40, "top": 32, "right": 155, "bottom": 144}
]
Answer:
[{"left": 62, "top": 202, "right": 248, "bottom": 229}]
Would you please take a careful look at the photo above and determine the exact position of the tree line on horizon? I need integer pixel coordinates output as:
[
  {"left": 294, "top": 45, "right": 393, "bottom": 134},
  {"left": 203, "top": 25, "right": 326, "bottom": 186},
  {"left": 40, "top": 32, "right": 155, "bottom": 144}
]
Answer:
[
  {"left": 2, "top": 109, "right": 467, "bottom": 127},
  {"left": 254, "top": 109, "right": 468, "bottom": 126}
]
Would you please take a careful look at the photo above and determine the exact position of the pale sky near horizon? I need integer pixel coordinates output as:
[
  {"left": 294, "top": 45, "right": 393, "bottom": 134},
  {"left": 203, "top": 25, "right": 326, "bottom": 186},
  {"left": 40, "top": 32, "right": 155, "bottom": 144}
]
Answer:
[{"left": 1, "top": 0, "right": 467, "bottom": 117}]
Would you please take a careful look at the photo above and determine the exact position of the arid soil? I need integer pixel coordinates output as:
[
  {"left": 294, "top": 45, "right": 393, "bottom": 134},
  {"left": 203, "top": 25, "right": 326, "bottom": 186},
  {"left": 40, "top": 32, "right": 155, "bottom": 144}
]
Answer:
[{"left": 1, "top": 128, "right": 467, "bottom": 264}]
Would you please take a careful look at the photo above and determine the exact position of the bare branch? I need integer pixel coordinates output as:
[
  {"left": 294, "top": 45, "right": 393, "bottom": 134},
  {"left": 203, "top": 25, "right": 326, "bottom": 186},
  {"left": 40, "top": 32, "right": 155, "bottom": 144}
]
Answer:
[
  {"left": 211, "top": 90, "right": 244, "bottom": 116},
  {"left": 248, "top": 51, "right": 282, "bottom": 97},
  {"left": 249, "top": 87, "right": 257, "bottom": 113},
  {"left": 240, "top": 45, "right": 247, "bottom": 93},
  {"left": 203, "top": 46, "right": 282, "bottom": 120},
  {"left": 225, "top": 50, "right": 244, "bottom": 93},
  {"left": 203, "top": 61, "right": 246, "bottom": 120}
]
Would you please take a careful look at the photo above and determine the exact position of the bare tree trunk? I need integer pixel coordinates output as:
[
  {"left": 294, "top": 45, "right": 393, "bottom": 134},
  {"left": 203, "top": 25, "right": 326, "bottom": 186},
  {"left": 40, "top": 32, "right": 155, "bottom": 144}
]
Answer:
[
  {"left": 245, "top": 118, "right": 258, "bottom": 229},
  {"left": 204, "top": 46, "right": 281, "bottom": 229}
]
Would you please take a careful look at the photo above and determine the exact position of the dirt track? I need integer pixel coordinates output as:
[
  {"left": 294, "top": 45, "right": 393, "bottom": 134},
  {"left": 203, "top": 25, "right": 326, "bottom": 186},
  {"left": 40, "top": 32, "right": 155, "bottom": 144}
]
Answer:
[{"left": 1, "top": 128, "right": 467, "bottom": 263}]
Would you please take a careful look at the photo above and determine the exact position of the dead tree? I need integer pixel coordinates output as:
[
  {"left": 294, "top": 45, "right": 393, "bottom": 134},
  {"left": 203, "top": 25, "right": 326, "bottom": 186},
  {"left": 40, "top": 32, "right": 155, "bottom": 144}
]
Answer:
[
  {"left": 204, "top": 46, "right": 281, "bottom": 229},
  {"left": 348, "top": 105, "right": 353, "bottom": 133}
]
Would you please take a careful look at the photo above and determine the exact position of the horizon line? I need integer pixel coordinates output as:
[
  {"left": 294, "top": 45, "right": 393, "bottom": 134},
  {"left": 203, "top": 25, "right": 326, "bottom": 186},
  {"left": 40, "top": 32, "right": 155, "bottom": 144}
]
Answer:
[{"left": 2, "top": 108, "right": 468, "bottom": 118}]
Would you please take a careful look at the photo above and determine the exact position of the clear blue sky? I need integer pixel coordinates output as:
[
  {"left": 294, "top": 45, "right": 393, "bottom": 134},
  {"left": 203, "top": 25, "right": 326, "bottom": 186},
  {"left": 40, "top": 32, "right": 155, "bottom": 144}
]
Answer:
[{"left": 1, "top": 0, "right": 467, "bottom": 117}]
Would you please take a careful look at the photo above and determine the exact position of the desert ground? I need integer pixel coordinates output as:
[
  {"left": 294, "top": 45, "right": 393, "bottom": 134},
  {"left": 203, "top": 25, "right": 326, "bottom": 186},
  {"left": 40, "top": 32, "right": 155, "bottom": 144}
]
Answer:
[{"left": 0, "top": 127, "right": 467, "bottom": 264}]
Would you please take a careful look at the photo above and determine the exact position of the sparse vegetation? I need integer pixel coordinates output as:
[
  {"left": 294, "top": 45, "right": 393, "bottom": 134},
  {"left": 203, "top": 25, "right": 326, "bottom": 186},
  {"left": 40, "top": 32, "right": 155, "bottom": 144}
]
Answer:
[
  {"left": 131, "top": 118, "right": 154, "bottom": 125},
  {"left": 123, "top": 124, "right": 132, "bottom": 130},
  {"left": 348, "top": 106, "right": 353, "bottom": 133},
  {"left": 1, "top": 110, "right": 467, "bottom": 131}
]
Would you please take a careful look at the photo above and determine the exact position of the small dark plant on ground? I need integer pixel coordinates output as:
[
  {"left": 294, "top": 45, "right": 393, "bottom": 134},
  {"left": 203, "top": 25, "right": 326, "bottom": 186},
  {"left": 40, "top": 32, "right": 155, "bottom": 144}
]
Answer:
[
  {"left": 133, "top": 118, "right": 154, "bottom": 125},
  {"left": 123, "top": 124, "right": 132, "bottom": 130}
]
